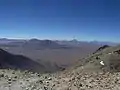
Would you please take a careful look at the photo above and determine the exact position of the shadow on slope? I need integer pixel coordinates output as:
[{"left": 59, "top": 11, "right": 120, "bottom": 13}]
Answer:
[{"left": 0, "top": 48, "right": 52, "bottom": 73}]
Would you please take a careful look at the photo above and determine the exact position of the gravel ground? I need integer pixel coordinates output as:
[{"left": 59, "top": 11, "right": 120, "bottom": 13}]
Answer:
[{"left": 0, "top": 68, "right": 120, "bottom": 90}]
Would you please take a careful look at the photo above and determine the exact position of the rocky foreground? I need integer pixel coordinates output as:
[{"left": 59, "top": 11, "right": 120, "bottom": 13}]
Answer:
[{"left": 0, "top": 68, "right": 120, "bottom": 90}]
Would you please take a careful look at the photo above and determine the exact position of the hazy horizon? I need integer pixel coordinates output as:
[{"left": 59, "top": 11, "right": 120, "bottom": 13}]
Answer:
[
  {"left": 0, "top": 0, "right": 120, "bottom": 42},
  {"left": 0, "top": 37, "right": 119, "bottom": 44}
]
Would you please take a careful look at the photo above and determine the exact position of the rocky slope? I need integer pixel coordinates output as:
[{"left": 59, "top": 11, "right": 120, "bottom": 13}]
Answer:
[{"left": 1, "top": 45, "right": 120, "bottom": 90}]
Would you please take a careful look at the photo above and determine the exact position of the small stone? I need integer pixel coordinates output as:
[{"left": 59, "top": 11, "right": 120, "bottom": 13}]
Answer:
[
  {"left": 74, "top": 84, "right": 76, "bottom": 86},
  {"left": 26, "top": 79, "right": 29, "bottom": 82},
  {"left": 0, "top": 74, "right": 4, "bottom": 77},
  {"left": 96, "top": 56, "right": 100, "bottom": 60},
  {"left": 96, "top": 78, "right": 99, "bottom": 80},
  {"left": 14, "top": 76, "right": 17, "bottom": 79},
  {"left": 115, "top": 79, "right": 119, "bottom": 83},
  {"left": 108, "top": 53, "right": 112, "bottom": 55},
  {"left": 20, "top": 82, "right": 23, "bottom": 85},
  {"left": 8, "top": 78, "right": 12, "bottom": 81},
  {"left": 79, "top": 83, "right": 83, "bottom": 87},
  {"left": 39, "top": 80, "right": 43, "bottom": 84},
  {"left": 8, "top": 80, "right": 12, "bottom": 85},
  {"left": 45, "top": 76, "right": 47, "bottom": 79},
  {"left": 12, "top": 79, "right": 16, "bottom": 81},
  {"left": 48, "top": 77, "right": 52, "bottom": 80},
  {"left": 44, "top": 86, "right": 48, "bottom": 90},
  {"left": 77, "top": 77, "right": 80, "bottom": 80},
  {"left": 37, "top": 74, "right": 40, "bottom": 77},
  {"left": 86, "top": 85, "right": 89, "bottom": 87},
  {"left": 72, "top": 77, "right": 75, "bottom": 80},
  {"left": 12, "top": 72, "right": 15, "bottom": 74},
  {"left": 57, "top": 81, "right": 60, "bottom": 84},
  {"left": 46, "top": 81, "right": 49, "bottom": 83},
  {"left": 117, "top": 80, "right": 120, "bottom": 84},
  {"left": 100, "top": 61, "right": 105, "bottom": 66},
  {"left": 25, "top": 87, "right": 29, "bottom": 90},
  {"left": 52, "top": 84, "right": 55, "bottom": 87}
]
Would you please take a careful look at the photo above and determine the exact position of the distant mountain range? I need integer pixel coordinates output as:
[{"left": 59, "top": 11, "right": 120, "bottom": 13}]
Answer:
[
  {"left": 0, "top": 38, "right": 74, "bottom": 49},
  {"left": 55, "top": 39, "right": 119, "bottom": 47},
  {"left": 0, "top": 38, "right": 26, "bottom": 44},
  {"left": 22, "top": 39, "right": 73, "bottom": 49},
  {"left": 0, "top": 38, "right": 118, "bottom": 47}
]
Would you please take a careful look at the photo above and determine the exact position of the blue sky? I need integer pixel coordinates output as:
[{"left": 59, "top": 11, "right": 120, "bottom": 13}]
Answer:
[{"left": 0, "top": 0, "right": 120, "bottom": 42}]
